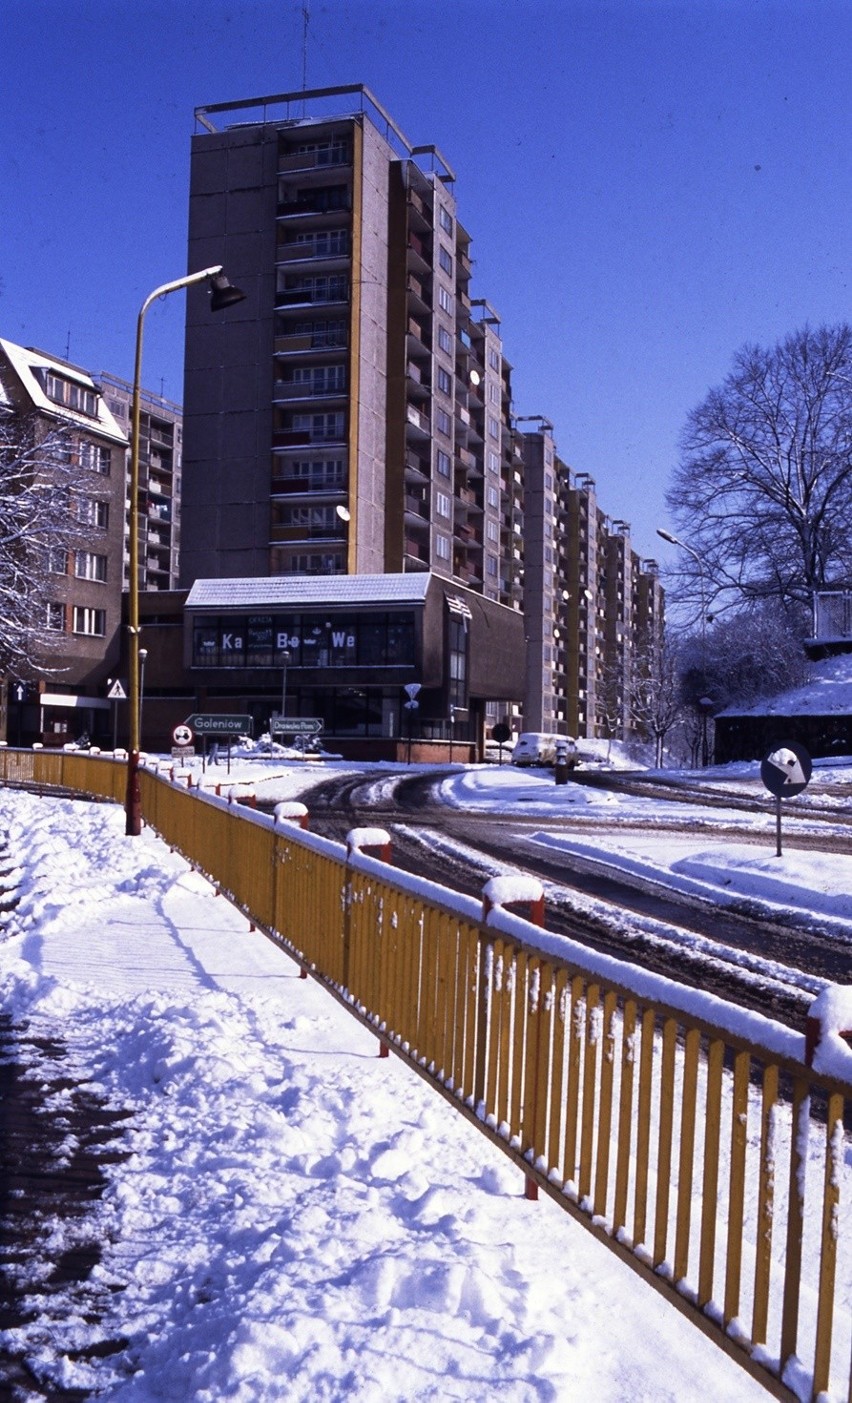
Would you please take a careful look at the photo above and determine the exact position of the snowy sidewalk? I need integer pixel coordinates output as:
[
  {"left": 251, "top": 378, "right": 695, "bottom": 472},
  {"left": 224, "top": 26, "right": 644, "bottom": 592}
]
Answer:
[{"left": 0, "top": 789, "right": 770, "bottom": 1401}]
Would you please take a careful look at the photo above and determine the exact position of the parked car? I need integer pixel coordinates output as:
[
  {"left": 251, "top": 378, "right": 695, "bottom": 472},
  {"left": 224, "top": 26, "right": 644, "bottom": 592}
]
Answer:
[
  {"left": 511, "top": 732, "right": 578, "bottom": 768},
  {"left": 483, "top": 736, "right": 515, "bottom": 763}
]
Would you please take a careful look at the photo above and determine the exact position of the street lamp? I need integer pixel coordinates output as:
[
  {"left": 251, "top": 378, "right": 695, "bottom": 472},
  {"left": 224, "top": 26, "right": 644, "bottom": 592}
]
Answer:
[
  {"left": 280, "top": 649, "right": 291, "bottom": 720},
  {"left": 656, "top": 527, "right": 713, "bottom": 765},
  {"left": 125, "top": 266, "right": 245, "bottom": 835},
  {"left": 138, "top": 648, "right": 148, "bottom": 753}
]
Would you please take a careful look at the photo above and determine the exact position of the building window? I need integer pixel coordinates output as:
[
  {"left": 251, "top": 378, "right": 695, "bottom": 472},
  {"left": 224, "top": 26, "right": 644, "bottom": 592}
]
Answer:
[
  {"left": 439, "top": 205, "right": 453, "bottom": 234},
  {"left": 436, "top": 491, "right": 450, "bottom": 518},
  {"left": 435, "top": 533, "right": 450, "bottom": 560},
  {"left": 487, "top": 485, "right": 499, "bottom": 508},
  {"left": 488, "top": 348, "right": 501, "bottom": 371},
  {"left": 73, "top": 606, "right": 106, "bottom": 636},
  {"left": 436, "top": 366, "right": 452, "bottom": 396},
  {"left": 282, "top": 458, "right": 346, "bottom": 487},
  {"left": 436, "top": 449, "right": 451, "bottom": 477},
  {"left": 436, "top": 408, "right": 451, "bottom": 438},
  {"left": 489, "top": 383, "right": 500, "bottom": 404},
  {"left": 74, "top": 551, "right": 107, "bottom": 582},
  {"left": 488, "top": 416, "right": 500, "bottom": 441},
  {"left": 437, "top": 285, "right": 453, "bottom": 314},
  {"left": 487, "top": 519, "right": 499, "bottom": 543},
  {"left": 291, "top": 411, "right": 345, "bottom": 440},
  {"left": 79, "top": 441, "right": 111, "bottom": 475},
  {"left": 448, "top": 614, "right": 468, "bottom": 707},
  {"left": 486, "top": 555, "right": 498, "bottom": 577},
  {"left": 48, "top": 546, "right": 67, "bottom": 574},
  {"left": 43, "top": 372, "right": 98, "bottom": 418},
  {"left": 437, "top": 325, "right": 452, "bottom": 355},
  {"left": 76, "top": 497, "right": 109, "bottom": 528},
  {"left": 46, "top": 602, "right": 65, "bottom": 632},
  {"left": 487, "top": 450, "right": 499, "bottom": 474},
  {"left": 284, "top": 364, "right": 347, "bottom": 391},
  {"left": 438, "top": 246, "right": 453, "bottom": 275},
  {"left": 280, "top": 273, "right": 349, "bottom": 303}
]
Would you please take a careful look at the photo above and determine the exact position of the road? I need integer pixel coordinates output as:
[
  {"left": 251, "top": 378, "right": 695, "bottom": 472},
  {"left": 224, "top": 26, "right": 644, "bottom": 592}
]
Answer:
[{"left": 285, "top": 767, "right": 852, "bottom": 1032}]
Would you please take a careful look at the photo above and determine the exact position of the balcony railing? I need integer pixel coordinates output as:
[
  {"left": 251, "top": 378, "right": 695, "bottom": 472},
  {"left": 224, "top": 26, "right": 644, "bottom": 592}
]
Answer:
[{"left": 275, "top": 332, "right": 348, "bottom": 354}]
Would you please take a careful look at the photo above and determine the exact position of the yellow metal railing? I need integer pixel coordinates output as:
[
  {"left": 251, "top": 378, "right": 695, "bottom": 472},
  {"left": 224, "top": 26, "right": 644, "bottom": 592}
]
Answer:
[{"left": 3, "top": 750, "right": 850, "bottom": 1402}]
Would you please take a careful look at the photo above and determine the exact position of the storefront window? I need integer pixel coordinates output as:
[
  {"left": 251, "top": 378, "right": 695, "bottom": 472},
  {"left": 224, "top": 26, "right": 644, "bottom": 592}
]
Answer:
[{"left": 192, "top": 610, "right": 416, "bottom": 670}]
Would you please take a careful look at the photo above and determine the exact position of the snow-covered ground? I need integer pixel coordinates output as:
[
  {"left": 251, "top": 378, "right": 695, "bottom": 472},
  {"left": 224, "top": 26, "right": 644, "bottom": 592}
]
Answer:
[{"left": 0, "top": 751, "right": 850, "bottom": 1400}]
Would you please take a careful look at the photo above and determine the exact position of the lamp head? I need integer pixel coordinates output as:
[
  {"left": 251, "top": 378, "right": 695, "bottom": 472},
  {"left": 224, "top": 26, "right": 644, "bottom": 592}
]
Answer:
[{"left": 209, "top": 271, "right": 246, "bottom": 312}]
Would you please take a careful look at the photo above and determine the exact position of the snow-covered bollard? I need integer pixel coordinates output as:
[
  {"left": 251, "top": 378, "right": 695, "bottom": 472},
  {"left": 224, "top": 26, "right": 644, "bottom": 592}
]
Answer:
[
  {"left": 346, "top": 827, "right": 392, "bottom": 863},
  {"left": 805, "top": 985, "right": 852, "bottom": 1072},
  {"left": 274, "top": 800, "right": 309, "bottom": 830},
  {"left": 482, "top": 874, "right": 545, "bottom": 928},
  {"left": 227, "top": 786, "right": 256, "bottom": 808}
]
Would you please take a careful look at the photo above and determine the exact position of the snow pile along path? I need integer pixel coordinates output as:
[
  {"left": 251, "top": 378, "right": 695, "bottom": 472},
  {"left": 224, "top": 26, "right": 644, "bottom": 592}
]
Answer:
[{"left": 0, "top": 790, "right": 769, "bottom": 1400}]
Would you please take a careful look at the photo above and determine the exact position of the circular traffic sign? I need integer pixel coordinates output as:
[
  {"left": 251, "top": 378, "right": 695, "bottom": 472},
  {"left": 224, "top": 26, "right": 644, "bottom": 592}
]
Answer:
[
  {"left": 172, "top": 724, "right": 193, "bottom": 747},
  {"left": 760, "top": 741, "right": 812, "bottom": 798},
  {"left": 491, "top": 722, "right": 512, "bottom": 744}
]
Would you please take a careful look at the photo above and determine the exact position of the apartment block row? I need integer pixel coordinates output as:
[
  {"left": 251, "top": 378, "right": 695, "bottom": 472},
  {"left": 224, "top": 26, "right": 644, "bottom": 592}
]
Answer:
[{"left": 0, "top": 84, "right": 661, "bottom": 756}]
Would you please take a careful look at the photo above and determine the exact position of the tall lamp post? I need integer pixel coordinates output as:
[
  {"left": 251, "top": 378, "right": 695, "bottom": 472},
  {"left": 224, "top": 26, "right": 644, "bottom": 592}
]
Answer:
[
  {"left": 280, "top": 649, "right": 291, "bottom": 721},
  {"left": 125, "top": 266, "right": 245, "bottom": 835},
  {"left": 656, "top": 527, "right": 713, "bottom": 766},
  {"left": 138, "top": 648, "right": 148, "bottom": 754}
]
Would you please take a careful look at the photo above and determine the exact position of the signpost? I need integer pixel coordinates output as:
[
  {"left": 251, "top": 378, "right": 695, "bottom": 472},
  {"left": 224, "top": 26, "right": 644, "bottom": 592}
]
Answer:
[
  {"left": 491, "top": 721, "right": 511, "bottom": 766},
  {"left": 183, "top": 714, "right": 252, "bottom": 736},
  {"left": 107, "top": 679, "right": 127, "bottom": 750},
  {"left": 269, "top": 715, "right": 323, "bottom": 737},
  {"left": 403, "top": 683, "right": 421, "bottom": 764},
  {"left": 760, "top": 741, "right": 812, "bottom": 856}
]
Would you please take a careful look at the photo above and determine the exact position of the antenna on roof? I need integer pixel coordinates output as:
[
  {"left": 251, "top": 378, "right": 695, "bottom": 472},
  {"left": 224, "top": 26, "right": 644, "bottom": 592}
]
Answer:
[
  {"left": 65, "top": 330, "right": 71, "bottom": 359},
  {"left": 301, "top": 5, "right": 309, "bottom": 97}
]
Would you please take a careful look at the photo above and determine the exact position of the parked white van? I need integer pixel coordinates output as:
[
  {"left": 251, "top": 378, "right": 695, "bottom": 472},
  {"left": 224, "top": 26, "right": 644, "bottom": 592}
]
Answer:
[{"left": 511, "top": 732, "right": 578, "bottom": 768}]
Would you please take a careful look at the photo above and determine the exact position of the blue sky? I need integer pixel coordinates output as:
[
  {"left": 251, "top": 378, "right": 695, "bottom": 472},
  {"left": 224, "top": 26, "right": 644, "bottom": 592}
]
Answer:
[{"left": 3, "top": 0, "right": 850, "bottom": 558}]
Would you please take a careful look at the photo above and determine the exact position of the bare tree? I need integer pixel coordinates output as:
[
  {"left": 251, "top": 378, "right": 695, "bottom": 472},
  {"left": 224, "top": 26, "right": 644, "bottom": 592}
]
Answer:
[
  {"left": 0, "top": 409, "right": 79, "bottom": 675},
  {"left": 666, "top": 324, "right": 852, "bottom": 618},
  {"left": 629, "top": 636, "right": 686, "bottom": 767}
]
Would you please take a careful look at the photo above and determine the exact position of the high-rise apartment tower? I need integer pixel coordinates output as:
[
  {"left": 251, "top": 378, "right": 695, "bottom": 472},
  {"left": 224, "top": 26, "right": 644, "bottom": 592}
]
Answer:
[{"left": 181, "top": 85, "right": 518, "bottom": 604}]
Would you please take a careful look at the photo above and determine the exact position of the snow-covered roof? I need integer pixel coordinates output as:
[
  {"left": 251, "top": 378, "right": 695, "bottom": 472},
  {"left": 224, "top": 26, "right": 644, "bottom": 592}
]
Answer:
[
  {"left": 718, "top": 652, "right": 852, "bottom": 718},
  {"left": 0, "top": 337, "right": 127, "bottom": 445},
  {"left": 185, "top": 573, "right": 433, "bottom": 610}
]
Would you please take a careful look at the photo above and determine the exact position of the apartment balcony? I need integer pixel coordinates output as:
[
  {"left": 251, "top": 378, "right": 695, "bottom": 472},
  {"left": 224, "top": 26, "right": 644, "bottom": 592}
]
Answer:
[
  {"left": 271, "top": 469, "right": 347, "bottom": 496},
  {"left": 455, "top": 485, "right": 482, "bottom": 510},
  {"left": 404, "top": 452, "right": 430, "bottom": 481},
  {"left": 406, "top": 230, "right": 431, "bottom": 274},
  {"left": 456, "top": 250, "right": 472, "bottom": 283},
  {"left": 404, "top": 493, "right": 430, "bottom": 524},
  {"left": 406, "top": 275, "right": 431, "bottom": 315},
  {"left": 275, "top": 288, "right": 349, "bottom": 310},
  {"left": 453, "top": 560, "right": 481, "bottom": 586},
  {"left": 454, "top": 522, "right": 482, "bottom": 547},
  {"left": 270, "top": 523, "right": 349, "bottom": 545},
  {"left": 405, "top": 404, "right": 431, "bottom": 439},
  {"left": 406, "top": 362, "right": 431, "bottom": 401},
  {"left": 275, "top": 239, "right": 350, "bottom": 270},
  {"left": 406, "top": 188, "right": 433, "bottom": 234},
  {"left": 406, "top": 318, "right": 432, "bottom": 357},
  {"left": 276, "top": 195, "right": 351, "bottom": 221},
  {"left": 403, "top": 536, "right": 430, "bottom": 566},
  {"left": 272, "top": 380, "right": 347, "bottom": 404},
  {"left": 275, "top": 330, "right": 348, "bottom": 355},
  {"left": 277, "top": 147, "right": 351, "bottom": 176},
  {"left": 272, "top": 429, "right": 347, "bottom": 450}
]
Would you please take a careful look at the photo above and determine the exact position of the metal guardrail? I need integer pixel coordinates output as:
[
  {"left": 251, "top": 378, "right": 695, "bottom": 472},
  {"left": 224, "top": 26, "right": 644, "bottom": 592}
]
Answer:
[{"left": 3, "top": 749, "right": 850, "bottom": 1402}]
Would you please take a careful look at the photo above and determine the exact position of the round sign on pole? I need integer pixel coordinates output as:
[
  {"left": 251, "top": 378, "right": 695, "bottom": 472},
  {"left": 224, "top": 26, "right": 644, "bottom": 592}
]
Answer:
[
  {"left": 491, "top": 722, "right": 512, "bottom": 745},
  {"left": 760, "top": 741, "right": 812, "bottom": 798},
  {"left": 172, "top": 724, "right": 193, "bottom": 747}
]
